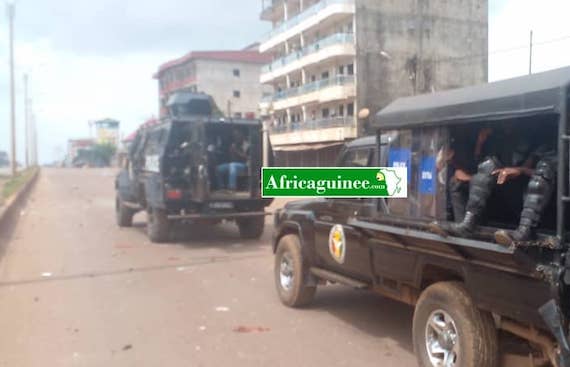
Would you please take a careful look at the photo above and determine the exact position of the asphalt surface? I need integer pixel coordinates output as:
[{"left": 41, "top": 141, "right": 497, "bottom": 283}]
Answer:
[{"left": 0, "top": 168, "right": 417, "bottom": 367}]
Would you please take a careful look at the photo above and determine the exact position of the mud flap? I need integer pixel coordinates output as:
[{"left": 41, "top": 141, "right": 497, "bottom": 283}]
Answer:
[{"left": 539, "top": 299, "right": 570, "bottom": 366}]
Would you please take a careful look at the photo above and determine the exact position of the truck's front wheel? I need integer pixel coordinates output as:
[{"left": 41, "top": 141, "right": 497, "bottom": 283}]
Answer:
[
  {"left": 413, "top": 281, "right": 498, "bottom": 367},
  {"left": 237, "top": 216, "right": 265, "bottom": 239},
  {"left": 147, "top": 208, "right": 171, "bottom": 243},
  {"left": 274, "top": 234, "right": 316, "bottom": 307}
]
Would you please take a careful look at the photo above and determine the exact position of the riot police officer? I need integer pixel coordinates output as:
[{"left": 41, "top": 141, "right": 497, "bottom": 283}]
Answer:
[{"left": 430, "top": 122, "right": 556, "bottom": 245}]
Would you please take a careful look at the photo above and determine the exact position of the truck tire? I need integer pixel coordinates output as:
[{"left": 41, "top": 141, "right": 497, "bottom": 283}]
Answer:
[
  {"left": 413, "top": 281, "right": 498, "bottom": 367},
  {"left": 147, "top": 208, "right": 170, "bottom": 243},
  {"left": 274, "top": 234, "right": 316, "bottom": 307},
  {"left": 116, "top": 196, "right": 134, "bottom": 227},
  {"left": 237, "top": 216, "right": 265, "bottom": 239}
]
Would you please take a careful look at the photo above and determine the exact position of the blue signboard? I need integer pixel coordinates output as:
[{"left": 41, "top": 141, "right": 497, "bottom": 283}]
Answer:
[
  {"left": 419, "top": 156, "right": 436, "bottom": 195},
  {"left": 388, "top": 148, "right": 412, "bottom": 181}
]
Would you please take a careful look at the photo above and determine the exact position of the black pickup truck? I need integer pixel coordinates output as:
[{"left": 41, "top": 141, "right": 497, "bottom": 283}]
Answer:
[{"left": 272, "top": 67, "right": 570, "bottom": 367}]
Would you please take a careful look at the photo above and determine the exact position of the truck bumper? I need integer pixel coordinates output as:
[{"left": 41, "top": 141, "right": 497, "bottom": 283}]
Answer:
[{"left": 167, "top": 211, "right": 268, "bottom": 220}]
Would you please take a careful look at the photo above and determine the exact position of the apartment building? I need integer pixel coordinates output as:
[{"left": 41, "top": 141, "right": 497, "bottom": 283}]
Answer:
[
  {"left": 259, "top": 0, "right": 488, "bottom": 166},
  {"left": 155, "top": 47, "right": 271, "bottom": 118}
]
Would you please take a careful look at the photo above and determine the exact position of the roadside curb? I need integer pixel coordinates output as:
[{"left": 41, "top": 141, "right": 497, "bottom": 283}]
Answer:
[{"left": 0, "top": 169, "right": 40, "bottom": 232}]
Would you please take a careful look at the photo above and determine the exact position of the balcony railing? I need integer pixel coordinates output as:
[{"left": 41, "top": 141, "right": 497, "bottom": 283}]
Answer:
[
  {"left": 261, "top": 0, "right": 283, "bottom": 13},
  {"left": 262, "top": 0, "right": 354, "bottom": 42},
  {"left": 271, "top": 75, "right": 354, "bottom": 101},
  {"left": 262, "top": 33, "right": 354, "bottom": 74},
  {"left": 270, "top": 116, "right": 353, "bottom": 134}
]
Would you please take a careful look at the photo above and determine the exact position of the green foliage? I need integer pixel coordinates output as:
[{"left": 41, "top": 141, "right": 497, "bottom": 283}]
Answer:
[
  {"left": 75, "top": 143, "right": 117, "bottom": 167},
  {"left": 1, "top": 168, "right": 38, "bottom": 203},
  {"left": 92, "top": 143, "right": 117, "bottom": 166}
]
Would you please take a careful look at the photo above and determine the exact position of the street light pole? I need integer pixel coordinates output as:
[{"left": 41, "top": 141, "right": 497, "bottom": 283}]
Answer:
[
  {"left": 24, "top": 73, "right": 29, "bottom": 168},
  {"left": 7, "top": 2, "right": 16, "bottom": 175},
  {"left": 529, "top": 30, "right": 534, "bottom": 75}
]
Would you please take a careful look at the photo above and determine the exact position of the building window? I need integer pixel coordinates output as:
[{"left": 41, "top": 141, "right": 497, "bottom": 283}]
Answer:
[
  {"left": 311, "top": 75, "right": 316, "bottom": 82},
  {"left": 321, "top": 71, "right": 330, "bottom": 79},
  {"left": 234, "top": 112, "right": 242, "bottom": 118},
  {"left": 338, "top": 65, "right": 345, "bottom": 75},
  {"left": 339, "top": 104, "right": 345, "bottom": 116},
  {"left": 347, "top": 64, "right": 354, "bottom": 75},
  {"left": 347, "top": 103, "right": 354, "bottom": 116},
  {"left": 233, "top": 68, "right": 240, "bottom": 77},
  {"left": 233, "top": 90, "right": 241, "bottom": 98},
  {"left": 322, "top": 108, "right": 330, "bottom": 118}
]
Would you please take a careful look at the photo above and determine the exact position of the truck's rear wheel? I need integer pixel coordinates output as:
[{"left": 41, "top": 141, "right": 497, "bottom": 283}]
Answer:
[
  {"left": 237, "top": 216, "right": 265, "bottom": 239},
  {"left": 274, "top": 234, "right": 316, "bottom": 307},
  {"left": 147, "top": 208, "right": 170, "bottom": 243},
  {"left": 116, "top": 196, "right": 134, "bottom": 227},
  {"left": 413, "top": 281, "right": 498, "bottom": 367}
]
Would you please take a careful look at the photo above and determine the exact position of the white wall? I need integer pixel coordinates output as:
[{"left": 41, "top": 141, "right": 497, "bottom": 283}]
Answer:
[{"left": 195, "top": 59, "right": 272, "bottom": 118}]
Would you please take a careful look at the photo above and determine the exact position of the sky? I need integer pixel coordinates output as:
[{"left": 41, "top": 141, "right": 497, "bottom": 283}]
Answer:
[{"left": 1, "top": 0, "right": 570, "bottom": 164}]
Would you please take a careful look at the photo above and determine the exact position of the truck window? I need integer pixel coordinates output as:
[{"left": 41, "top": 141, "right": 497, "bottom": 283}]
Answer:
[
  {"left": 383, "top": 128, "right": 447, "bottom": 221},
  {"left": 339, "top": 148, "right": 372, "bottom": 167}
]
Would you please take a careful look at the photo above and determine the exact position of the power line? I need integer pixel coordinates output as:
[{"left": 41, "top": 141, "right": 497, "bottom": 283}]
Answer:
[{"left": 431, "top": 33, "right": 570, "bottom": 65}]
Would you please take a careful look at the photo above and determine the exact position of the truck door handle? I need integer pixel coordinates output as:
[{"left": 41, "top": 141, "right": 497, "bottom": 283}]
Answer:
[{"left": 320, "top": 215, "right": 333, "bottom": 222}]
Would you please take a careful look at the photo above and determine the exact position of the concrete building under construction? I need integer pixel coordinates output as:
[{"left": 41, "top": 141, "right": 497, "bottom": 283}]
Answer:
[{"left": 259, "top": 0, "right": 488, "bottom": 166}]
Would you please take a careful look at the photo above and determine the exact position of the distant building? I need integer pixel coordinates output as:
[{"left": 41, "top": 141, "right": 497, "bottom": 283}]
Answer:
[
  {"left": 65, "top": 138, "right": 95, "bottom": 167},
  {"left": 93, "top": 119, "right": 120, "bottom": 146},
  {"left": 0, "top": 151, "right": 8, "bottom": 167},
  {"left": 154, "top": 48, "right": 272, "bottom": 119},
  {"left": 259, "top": 0, "right": 488, "bottom": 166}
]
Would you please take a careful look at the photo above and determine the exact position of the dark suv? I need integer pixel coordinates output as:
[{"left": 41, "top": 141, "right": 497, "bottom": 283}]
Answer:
[
  {"left": 115, "top": 92, "right": 273, "bottom": 242},
  {"left": 272, "top": 67, "right": 570, "bottom": 367},
  {"left": 0, "top": 151, "right": 8, "bottom": 167}
]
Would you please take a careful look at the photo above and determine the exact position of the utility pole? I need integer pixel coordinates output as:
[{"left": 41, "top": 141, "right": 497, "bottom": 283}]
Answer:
[
  {"left": 24, "top": 73, "right": 29, "bottom": 168},
  {"left": 31, "top": 113, "right": 37, "bottom": 165},
  {"left": 529, "top": 30, "right": 534, "bottom": 75},
  {"left": 7, "top": 2, "right": 16, "bottom": 176}
]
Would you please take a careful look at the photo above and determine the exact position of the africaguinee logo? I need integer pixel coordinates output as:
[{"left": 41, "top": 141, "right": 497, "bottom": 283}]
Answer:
[{"left": 261, "top": 168, "right": 407, "bottom": 198}]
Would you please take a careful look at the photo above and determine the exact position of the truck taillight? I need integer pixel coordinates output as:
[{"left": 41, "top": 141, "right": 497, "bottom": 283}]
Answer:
[{"left": 166, "top": 189, "right": 182, "bottom": 200}]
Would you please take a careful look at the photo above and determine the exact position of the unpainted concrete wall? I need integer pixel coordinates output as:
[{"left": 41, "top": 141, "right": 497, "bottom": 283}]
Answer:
[
  {"left": 355, "top": 0, "right": 488, "bottom": 134},
  {"left": 195, "top": 60, "right": 273, "bottom": 118}
]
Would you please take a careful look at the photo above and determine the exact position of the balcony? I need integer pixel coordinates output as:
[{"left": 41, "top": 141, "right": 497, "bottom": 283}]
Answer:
[
  {"left": 269, "top": 116, "right": 357, "bottom": 145},
  {"left": 259, "top": 0, "right": 355, "bottom": 53},
  {"left": 270, "top": 116, "right": 351, "bottom": 133},
  {"left": 269, "top": 75, "right": 355, "bottom": 110},
  {"left": 260, "top": 0, "right": 284, "bottom": 20},
  {"left": 261, "top": 33, "right": 355, "bottom": 83}
]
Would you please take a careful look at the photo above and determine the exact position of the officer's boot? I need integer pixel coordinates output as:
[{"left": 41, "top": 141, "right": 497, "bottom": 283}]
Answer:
[
  {"left": 430, "top": 158, "right": 499, "bottom": 238},
  {"left": 495, "top": 160, "right": 555, "bottom": 246},
  {"left": 447, "top": 211, "right": 479, "bottom": 237}
]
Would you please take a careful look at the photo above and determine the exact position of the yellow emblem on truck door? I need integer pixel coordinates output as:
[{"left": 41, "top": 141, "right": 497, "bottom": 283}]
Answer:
[{"left": 328, "top": 224, "right": 346, "bottom": 264}]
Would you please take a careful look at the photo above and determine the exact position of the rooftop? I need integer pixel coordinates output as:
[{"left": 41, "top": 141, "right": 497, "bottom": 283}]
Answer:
[{"left": 154, "top": 50, "right": 271, "bottom": 79}]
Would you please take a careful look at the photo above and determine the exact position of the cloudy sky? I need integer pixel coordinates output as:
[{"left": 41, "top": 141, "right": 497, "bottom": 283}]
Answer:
[{"left": 0, "top": 0, "right": 570, "bottom": 164}]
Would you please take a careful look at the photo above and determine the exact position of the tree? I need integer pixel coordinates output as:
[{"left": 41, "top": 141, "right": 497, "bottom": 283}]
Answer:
[{"left": 92, "top": 143, "right": 117, "bottom": 167}]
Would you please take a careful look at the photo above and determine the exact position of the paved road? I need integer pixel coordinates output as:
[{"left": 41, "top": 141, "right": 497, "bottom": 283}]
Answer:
[{"left": 0, "top": 168, "right": 417, "bottom": 367}]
